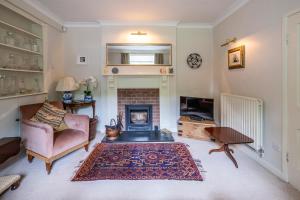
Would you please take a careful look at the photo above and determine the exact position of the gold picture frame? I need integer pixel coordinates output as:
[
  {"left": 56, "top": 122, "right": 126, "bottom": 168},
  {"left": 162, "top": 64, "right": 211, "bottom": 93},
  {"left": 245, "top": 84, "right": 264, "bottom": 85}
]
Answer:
[{"left": 228, "top": 45, "right": 245, "bottom": 69}]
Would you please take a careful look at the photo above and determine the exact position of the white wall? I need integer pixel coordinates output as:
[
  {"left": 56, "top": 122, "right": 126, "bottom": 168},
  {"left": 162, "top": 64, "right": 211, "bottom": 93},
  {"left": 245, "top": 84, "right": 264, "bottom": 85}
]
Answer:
[
  {"left": 102, "top": 26, "right": 178, "bottom": 132},
  {"left": 62, "top": 26, "right": 178, "bottom": 130},
  {"left": 46, "top": 26, "right": 65, "bottom": 101},
  {"left": 62, "top": 25, "right": 216, "bottom": 132},
  {"left": 213, "top": 0, "right": 300, "bottom": 175},
  {"left": 62, "top": 27, "right": 102, "bottom": 121},
  {"left": 176, "top": 28, "right": 214, "bottom": 98}
]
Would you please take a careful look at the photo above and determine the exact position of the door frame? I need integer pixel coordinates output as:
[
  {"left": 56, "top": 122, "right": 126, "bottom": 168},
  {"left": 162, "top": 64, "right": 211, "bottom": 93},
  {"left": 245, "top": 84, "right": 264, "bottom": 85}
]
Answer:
[{"left": 282, "top": 8, "right": 300, "bottom": 182}]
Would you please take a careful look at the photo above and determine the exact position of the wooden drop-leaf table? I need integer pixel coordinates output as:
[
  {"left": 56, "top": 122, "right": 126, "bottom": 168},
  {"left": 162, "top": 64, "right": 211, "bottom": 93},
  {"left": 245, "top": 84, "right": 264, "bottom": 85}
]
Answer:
[{"left": 204, "top": 127, "right": 254, "bottom": 168}]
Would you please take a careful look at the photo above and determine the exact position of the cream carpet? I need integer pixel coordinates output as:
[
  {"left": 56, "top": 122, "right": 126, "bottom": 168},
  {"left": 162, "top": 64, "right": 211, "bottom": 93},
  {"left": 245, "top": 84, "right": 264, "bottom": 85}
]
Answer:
[{"left": 0, "top": 133, "right": 299, "bottom": 200}]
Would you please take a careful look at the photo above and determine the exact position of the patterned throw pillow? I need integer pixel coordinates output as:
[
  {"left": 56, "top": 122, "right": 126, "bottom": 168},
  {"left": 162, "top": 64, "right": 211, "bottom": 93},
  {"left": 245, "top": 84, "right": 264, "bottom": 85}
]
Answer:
[{"left": 31, "top": 102, "right": 68, "bottom": 131}]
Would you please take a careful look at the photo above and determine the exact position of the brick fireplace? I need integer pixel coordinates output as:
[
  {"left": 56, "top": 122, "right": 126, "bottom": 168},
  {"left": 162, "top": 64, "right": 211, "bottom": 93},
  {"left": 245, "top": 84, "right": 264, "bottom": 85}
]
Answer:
[
  {"left": 104, "top": 75, "right": 176, "bottom": 132},
  {"left": 117, "top": 89, "right": 160, "bottom": 130}
]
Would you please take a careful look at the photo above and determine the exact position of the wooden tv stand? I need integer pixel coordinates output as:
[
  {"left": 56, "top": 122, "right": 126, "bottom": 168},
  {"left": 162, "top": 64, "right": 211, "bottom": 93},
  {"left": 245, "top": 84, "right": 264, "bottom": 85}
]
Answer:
[{"left": 177, "top": 116, "right": 216, "bottom": 140}]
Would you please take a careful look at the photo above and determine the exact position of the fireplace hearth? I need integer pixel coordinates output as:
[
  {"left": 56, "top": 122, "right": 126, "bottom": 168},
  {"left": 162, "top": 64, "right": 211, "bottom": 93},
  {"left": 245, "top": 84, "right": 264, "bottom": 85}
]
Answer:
[{"left": 125, "top": 105, "right": 153, "bottom": 131}]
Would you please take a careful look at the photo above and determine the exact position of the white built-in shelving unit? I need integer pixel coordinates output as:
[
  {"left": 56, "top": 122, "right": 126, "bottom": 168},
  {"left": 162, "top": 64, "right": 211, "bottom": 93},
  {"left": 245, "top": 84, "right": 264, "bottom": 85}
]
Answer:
[{"left": 0, "top": 4, "right": 45, "bottom": 99}]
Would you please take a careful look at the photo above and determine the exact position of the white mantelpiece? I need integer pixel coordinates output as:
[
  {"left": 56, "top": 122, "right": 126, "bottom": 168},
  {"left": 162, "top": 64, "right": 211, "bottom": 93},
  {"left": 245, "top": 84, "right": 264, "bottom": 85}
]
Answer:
[
  {"left": 105, "top": 74, "right": 176, "bottom": 131},
  {"left": 103, "top": 66, "right": 175, "bottom": 76}
]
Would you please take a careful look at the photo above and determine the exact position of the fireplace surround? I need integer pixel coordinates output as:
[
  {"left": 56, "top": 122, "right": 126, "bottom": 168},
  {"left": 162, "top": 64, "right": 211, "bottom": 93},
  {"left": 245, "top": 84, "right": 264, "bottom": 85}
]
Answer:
[
  {"left": 105, "top": 75, "right": 176, "bottom": 132},
  {"left": 118, "top": 88, "right": 160, "bottom": 131}
]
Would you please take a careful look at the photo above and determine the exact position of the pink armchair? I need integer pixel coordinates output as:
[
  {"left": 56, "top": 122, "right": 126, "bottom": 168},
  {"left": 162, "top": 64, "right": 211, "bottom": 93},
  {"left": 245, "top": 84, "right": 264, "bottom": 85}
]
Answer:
[{"left": 20, "top": 102, "right": 89, "bottom": 174}]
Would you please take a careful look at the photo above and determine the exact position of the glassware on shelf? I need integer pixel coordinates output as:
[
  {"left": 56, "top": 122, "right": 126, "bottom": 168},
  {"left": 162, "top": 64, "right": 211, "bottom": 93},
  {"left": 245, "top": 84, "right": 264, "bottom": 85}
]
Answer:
[
  {"left": 6, "top": 53, "right": 16, "bottom": 69},
  {"left": 0, "top": 74, "right": 6, "bottom": 96},
  {"left": 0, "top": 28, "right": 4, "bottom": 44},
  {"left": 0, "top": 57, "right": 4, "bottom": 68},
  {"left": 34, "top": 78, "right": 40, "bottom": 92},
  {"left": 4, "top": 75, "right": 12, "bottom": 95},
  {"left": 22, "top": 37, "right": 31, "bottom": 50},
  {"left": 13, "top": 53, "right": 22, "bottom": 69},
  {"left": 18, "top": 77, "right": 26, "bottom": 94},
  {"left": 4, "top": 31, "right": 15, "bottom": 46},
  {"left": 0, "top": 5, "right": 44, "bottom": 98},
  {"left": 14, "top": 35, "right": 21, "bottom": 47},
  {"left": 32, "top": 56, "right": 41, "bottom": 71},
  {"left": 22, "top": 55, "right": 31, "bottom": 70},
  {"left": 9, "top": 75, "right": 17, "bottom": 95},
  {"left": 32, "top": 39, "right": 39, "bottom": 52}
]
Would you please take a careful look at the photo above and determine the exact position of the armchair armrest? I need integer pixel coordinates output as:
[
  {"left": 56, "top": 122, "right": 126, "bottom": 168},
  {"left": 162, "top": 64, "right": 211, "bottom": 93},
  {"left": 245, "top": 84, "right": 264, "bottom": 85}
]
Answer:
[
  {"left": 21, "top": 120, "right": 54, "bottom": 158},
  {"left": 64, "top": 114, "right": 89, "bottom": 140}
]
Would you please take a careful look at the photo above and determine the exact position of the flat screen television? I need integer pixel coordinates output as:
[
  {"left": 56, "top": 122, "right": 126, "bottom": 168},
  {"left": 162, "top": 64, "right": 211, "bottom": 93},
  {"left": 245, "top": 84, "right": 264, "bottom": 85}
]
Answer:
[{"left": 180, "top": 96, "right": 214, "bottom": 121}]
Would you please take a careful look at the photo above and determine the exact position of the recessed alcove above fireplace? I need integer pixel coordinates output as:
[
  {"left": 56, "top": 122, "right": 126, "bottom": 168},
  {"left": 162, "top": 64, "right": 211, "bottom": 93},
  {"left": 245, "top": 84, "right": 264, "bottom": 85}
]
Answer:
[{"left": 118, "top": 89, "right": 160, "bottom": 131}]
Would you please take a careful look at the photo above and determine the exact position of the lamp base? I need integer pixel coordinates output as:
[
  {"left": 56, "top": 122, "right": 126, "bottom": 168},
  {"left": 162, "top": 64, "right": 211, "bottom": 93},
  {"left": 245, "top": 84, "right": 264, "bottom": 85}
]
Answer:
[{"left": 63, "top": 91, "right": 73, "bottom": 104}]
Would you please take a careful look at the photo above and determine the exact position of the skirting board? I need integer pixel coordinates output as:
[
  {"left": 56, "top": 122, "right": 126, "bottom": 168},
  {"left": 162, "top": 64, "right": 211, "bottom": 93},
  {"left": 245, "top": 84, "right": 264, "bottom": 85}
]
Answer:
[{"left": 236, "top": 145, "right": 286, "bottom": 182}]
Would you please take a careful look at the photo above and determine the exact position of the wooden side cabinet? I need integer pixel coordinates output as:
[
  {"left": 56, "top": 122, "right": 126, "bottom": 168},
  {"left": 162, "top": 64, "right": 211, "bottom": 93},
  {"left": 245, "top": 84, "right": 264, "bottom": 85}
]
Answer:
[
  {"left": 63, "top": 100, "right": 96, "bottom": 118},
  {"left": 0, "top": 137, "right": 21, "bottom": 164},
  {"left": 89, "top": 117, "right": 98, "bottom": 141},
  {"left": 177, "top": 116, "right": 216, "bottom": 140}
]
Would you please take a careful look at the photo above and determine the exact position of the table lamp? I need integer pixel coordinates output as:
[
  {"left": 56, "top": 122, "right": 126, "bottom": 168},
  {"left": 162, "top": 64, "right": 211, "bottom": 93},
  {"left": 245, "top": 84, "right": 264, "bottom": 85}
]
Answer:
[{"left": 56, "top": 76, "right": 78, "bottom": 103}]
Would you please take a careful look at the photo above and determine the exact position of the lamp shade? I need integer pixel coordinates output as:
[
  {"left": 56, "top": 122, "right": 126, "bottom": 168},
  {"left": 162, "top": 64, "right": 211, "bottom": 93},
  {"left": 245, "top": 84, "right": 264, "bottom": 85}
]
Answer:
[{"left": 56, "top": 76, "right": 78, "bottom": 92}]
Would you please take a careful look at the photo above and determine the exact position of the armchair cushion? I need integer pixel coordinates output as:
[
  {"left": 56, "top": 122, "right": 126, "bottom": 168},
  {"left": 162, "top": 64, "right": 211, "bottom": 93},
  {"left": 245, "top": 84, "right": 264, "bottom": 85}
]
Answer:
[
  {"left": 53, "top": 129, "right": 87, "bottom": 156},
  {"left": 31, "top": 102, "right": 68, "bottom": 131}
]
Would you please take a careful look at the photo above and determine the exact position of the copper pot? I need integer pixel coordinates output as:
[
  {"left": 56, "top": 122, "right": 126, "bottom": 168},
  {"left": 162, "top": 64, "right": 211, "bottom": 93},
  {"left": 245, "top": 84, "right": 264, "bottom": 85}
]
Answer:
[{"left": 105, "top": 119, "right": 120, "bottom": 140}]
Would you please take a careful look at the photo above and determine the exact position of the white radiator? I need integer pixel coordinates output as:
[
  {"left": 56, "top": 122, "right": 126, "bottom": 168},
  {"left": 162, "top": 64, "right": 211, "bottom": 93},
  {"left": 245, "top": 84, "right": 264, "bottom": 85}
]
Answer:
[{"left": 221, "top": 93, "right": 263, "bottom": 153}]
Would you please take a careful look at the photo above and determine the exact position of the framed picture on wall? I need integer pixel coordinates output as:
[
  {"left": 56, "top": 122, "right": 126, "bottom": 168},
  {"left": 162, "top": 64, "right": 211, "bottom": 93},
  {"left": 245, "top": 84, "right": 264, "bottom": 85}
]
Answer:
[
  {"left": 77, "top": 55, "right": 88, "bottom": 65},
  {"left": 228, "top": 45, "right": 245, "bottom": 69}
]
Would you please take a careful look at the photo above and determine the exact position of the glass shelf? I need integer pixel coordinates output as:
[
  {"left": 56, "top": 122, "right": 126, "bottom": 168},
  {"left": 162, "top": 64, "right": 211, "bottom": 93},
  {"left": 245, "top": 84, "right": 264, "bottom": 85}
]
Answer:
[
  {"left": 0, "top": 68, "right": 43, "bottom": 73},
  {"left": 0, "top": 20, "right": 42, "bottom": 40},
  {"left": 0, "top": 92, "right": 47, "bottom": 100},
  {"left": 0, "top": 42, "right": 42, "bottom": 55},
  {"left": 0, "top": 71, "right": 43, "bottom": 97},
  {"left": 0, "top": 5, "right": 42, "bottom": 38}
]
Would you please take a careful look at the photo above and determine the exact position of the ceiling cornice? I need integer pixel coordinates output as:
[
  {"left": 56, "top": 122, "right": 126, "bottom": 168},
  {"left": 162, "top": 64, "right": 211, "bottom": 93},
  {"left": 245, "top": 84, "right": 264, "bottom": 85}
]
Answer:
[
  {"left": 64, "top": 21, "right": 214, "bottom": 29},
  {"left": 213, "top": 0, "right": 250, "bottom": 27},
  {"left": 20, "top": 0, "right": 63, "bottom": 25},
  {"left": 4, "top": 0, "right": 63, "bottom": 31},
  {"left": 99, "top": 20, "right": 180, "bottom": 27},
  {"left": 7, "top": 0, "right": 250, "bottom": 29},
  {"left": 64, "top": 21, "right": 101, "bottom": 28},
  {"left": 177, "top": 22, "right": 213, "bottom": 29}
]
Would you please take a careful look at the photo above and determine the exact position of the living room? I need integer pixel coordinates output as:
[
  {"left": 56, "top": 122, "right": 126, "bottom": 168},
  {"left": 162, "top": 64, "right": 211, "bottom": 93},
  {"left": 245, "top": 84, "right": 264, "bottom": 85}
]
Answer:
[{"left": 1, "top": 0, "right": 300, "bottom": 199}]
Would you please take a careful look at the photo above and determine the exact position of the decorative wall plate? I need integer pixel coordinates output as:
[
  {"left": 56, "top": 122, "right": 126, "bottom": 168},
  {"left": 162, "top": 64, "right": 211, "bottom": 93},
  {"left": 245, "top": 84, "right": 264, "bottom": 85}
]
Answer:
[
  {"left": 187, "top": 53, "right": 202, "bottom": 69},
  {"left": 112, "top": 67, "right": 119, "bottom": 74}
]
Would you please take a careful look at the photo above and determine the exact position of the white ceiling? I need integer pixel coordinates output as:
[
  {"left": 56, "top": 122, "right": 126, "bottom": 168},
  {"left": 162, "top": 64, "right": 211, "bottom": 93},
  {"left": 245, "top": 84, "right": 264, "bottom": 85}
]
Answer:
[{"left": 33, "top": 0, "right": 249, "bottom": 26}]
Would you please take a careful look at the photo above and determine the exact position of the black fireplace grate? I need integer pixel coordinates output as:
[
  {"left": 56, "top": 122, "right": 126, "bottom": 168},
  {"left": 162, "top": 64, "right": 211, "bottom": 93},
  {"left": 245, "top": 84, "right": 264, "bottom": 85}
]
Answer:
[{"left": 125, "top": 104, "right": 153, "bottom": 131}]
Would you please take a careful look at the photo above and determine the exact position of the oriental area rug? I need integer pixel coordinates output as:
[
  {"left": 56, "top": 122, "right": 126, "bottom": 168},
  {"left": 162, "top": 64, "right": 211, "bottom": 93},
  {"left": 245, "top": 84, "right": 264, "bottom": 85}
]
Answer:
[{"left": 72, "top": 142, "right": 203, "bottom": 181}]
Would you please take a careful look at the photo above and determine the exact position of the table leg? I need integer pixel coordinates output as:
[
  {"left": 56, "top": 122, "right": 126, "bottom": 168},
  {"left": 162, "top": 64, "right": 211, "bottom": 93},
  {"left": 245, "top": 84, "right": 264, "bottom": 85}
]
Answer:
[
  {"left": 224, "top": 144, "right": 238, "bottom": 168},
  {"left": 92, "top": 101, "right": 95, "bottom": 118},
  {"left": 209, "top": 144, "right": 238, "bottom": 168},
  {"left": 209, "top": 145, "right": 225, "bottom": 154}
]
